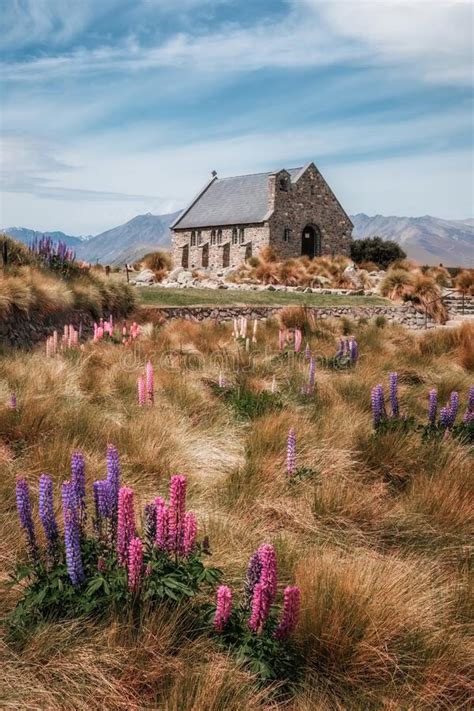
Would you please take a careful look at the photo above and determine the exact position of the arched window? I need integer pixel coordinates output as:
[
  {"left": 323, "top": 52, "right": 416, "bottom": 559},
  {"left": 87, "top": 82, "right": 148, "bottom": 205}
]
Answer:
[
  {"left": 190, "top": 231, "right": 196, "bottom": 246},
  {"left": 238, "top": 227, "right": 245, "bottom": 244},
  {"left": 283, "top": 228, "right": 291, "bottom": 242},
  {"left": 211, "top": 229, "right": 216, "bottom": 245},
  {"left": 231, "top": 227, "right": 238, "bottom": 244},
  {"left": 279, "top": 177, "right": 288, "bottom": 191},
  {"left": 217, "top": 229, "right": 222, "bottom": 245},
  {"left": 197, "top": 230, "right": 202, "bottom": 245}
]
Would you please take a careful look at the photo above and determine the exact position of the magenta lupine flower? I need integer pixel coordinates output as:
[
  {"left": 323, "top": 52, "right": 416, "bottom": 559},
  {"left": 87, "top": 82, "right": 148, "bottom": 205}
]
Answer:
[
  {"left": 294, "top": 329, "right": 302, "bottom": 353},
  {"left": 248, "top": 544, "right": 278, "bottom": 633},
  {"left": 371, "top": 384, "right": 385, "bottom": 428},
  {"left": 439, "top": 406, "right": 450, "bottom": 429},
  {"left": 244, "top": 550, "right": 263, "bottom": 606},
  {"left": 167, "top": 475, "right": 187, "bottom": 554},
  {"left": 146, "top": 360, "right": 154, "bottom": 405},
  {"left": 428, "top": 388, "right": 438, "bottom": 425},
  {"left": 127, "top": 537, "right": 144, "bottom": 593},
  {"left": 16, "top": 478, "right": 38, "bottom": 562},
  {"left": 117, "top": 487, "right": 136, "bottom": 566},
  {"left": 154, "top": 496, "right": 169, "bottom": 550},
  {"left": 274, "top": 586, "right": 301, "bottom": 640},
  {"left": 137, "top": 376, "right": 146, "bottom": 407},
  {"left": 447, "top": 391, "right": 459, "bottom": 426},
  {"left": 39, "top": 474, "right": 58, "bottom": 554},
  {"left": 106, "top": 444, "right": 120, "bottom": 525},
  {"left": 144, "top": 502, "right": 157, "bottom": 546},
  {"left": 287, "top": 428, "right": 296, "bottom": 476},
  {"left": 62, "top": 481, "right": 84, "bottom": 585},
  {"left": 389, "top": 372, "right": 399, "bottom": 418},
  {"left": 214, "top": 585, "right": 233, "bottom": 631},
  {"left": 183, "top": 511, "right": 197, "bottom": 556},
  {"left": 71, "top": 451, "right": 86, "bottom": 527},
  {"left": 9, "top": 392, "right": 17, "bottom": 409},
  {"left": 97, "top": 556, "right": 106, "bottom": 572}
]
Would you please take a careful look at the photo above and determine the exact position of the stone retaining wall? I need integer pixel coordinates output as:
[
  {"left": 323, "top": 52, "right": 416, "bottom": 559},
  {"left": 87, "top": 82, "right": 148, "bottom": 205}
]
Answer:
[
  {"left": 1, "top": 302, "right": 435, "bottom": 349},
  {"left": 141, "top": 303, "right": 435, "bottom": 329}
]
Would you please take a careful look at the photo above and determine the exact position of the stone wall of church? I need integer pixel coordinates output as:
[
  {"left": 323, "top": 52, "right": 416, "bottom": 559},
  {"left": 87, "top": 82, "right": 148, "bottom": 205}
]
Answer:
[
  {"left": 171, "top": 224, "right": 269, "bottom": 271},
  {"left": 268, "top": 165, "right": 353, "bottom": 260}
]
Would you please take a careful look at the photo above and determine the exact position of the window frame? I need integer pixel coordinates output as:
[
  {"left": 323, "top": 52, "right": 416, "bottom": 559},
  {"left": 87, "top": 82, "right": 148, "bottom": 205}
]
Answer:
[
  {"left": 210, "top": 229, "right": 216, "bottom": 246},
  {"left": 217, "top": 228, "right": 223, "bottom": 245},
  {"left": 238, "top": 227, "right": 245, "bottom": 244},
  {"left": 231, "top": 227, "right": 238, "bottom": 245},
  {"left": 190, "top": 230, "right": 196, "bottom": 246},
  {"left": 283, "top": 227, "right": 291, "bottom": 243}
]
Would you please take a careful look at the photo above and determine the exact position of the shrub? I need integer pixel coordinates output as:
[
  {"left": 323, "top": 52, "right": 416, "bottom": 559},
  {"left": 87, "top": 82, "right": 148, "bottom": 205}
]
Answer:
[
  {"left": 454, "top": 269, "right": 474, "bottom": 296},
  {"left": 380, "top": 268, "right": 415, "bottom": 300},
  {"left": 141, "top": 251, "right": 172, "bottom": 275},
  {"left": 351, "top": 236, "right": 406, "bottom": 269}
]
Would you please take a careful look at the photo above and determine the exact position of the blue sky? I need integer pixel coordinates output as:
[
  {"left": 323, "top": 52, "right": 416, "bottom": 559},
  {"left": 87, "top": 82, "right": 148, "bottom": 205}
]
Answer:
[{"left": 1, "top": 0, "right": 473, "bottom": 235}]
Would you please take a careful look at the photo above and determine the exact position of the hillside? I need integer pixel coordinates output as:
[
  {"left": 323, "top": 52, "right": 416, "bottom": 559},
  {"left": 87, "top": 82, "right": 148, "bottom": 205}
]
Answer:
[
  {"left": 3, "top": 226, "right": 87, "bottom": 249},
  {"left": 352, "top": 214, "right": 473, "bottom": 266}
]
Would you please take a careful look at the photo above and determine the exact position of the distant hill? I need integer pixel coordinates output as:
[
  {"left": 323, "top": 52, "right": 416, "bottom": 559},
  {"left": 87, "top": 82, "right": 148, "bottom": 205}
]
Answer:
[
  {"left": 351, "top": 214, "right": 473, "bottom": 267},
  {"left": 4, "top": 212, "right": 472, "bottom": 267},
  {"left": 75, "top": 212, "right": 181, "bottom": 265},
  {"left": 3, "top": 226, "right": 87, "bottom": 250}
]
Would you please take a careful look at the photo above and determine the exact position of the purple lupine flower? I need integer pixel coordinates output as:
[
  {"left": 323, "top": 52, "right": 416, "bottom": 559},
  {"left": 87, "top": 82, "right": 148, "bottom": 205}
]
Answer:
[
  {"left": 16, "top": 478, "right": 38, "bottom": 562},
  {"left": 439, "top": 406, "right": 450, "bottom": 429},
  {"left": 144, "top": 502, "right": 157, "bottom": 546},
  {"left": 93, "top": 479, "right": 111, "bottom": 536},
  {"left": 106, "top": 444, "right": 120, "bottom": 527},
  {"left": 447, "top": 391, "right": 459, "bottom": 426},
  {"left": 371, "top": 384, "right": 385, "bottom": 428},
  {"left": 167, "top": 475, "right": 187, "bottom": 554},
  {"left": 463, "top": 386, "right": 474, "bottom": 422},
  {"left": 9, "top": 392, "right": 17, "bottom": 410},
  {"left": 274, "top": 586, "right": 301, "bottom": 640},
  {"left": 336, "top": 338, "right": 345, "bottom": 359},
  {"left": 287, "top": 428, "right": 296, "bottom": 476},
  {"left": 117, "top": 487, "right": 136, "bottom": 566},
  {"left": 154, "top": 496, "right": 169, "bottom": 550},
  {"left": 308, "top": 356, "right": 316, "bottom": 392},
  {"left": 244, "top": 550, "right": 263, "bottom": 607},
  {"left": 71, "top": 451, "right": 86, "bottom": 528},
  {"left": 183, "top": 512, "right": 197, "bottom": 556},
  {"left": 304, "top": 343, "right": 311, "bottom": 361},
  {"left": 389, "top": 372, "right": 399, "bottom": 418},
  {"left": 349, "top": 337, "right": 358, "bottom": 363},
  {"left": 428, "top": 388, "right": 438, "bottom": 426},
  {"left": 214, "top": 585, "right": 233, "bottom": 631},
  {"left": 39, "top": 474, "right": 58, "bottom": 554},
  {"left": 62, "top": 481, "right": 84, "bottom": 585}
]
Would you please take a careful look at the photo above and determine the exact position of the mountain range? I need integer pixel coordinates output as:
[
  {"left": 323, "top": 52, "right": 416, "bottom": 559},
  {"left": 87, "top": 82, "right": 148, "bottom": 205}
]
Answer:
[{"left": 4, "top": 212, "right": 473, "bottom": 267}]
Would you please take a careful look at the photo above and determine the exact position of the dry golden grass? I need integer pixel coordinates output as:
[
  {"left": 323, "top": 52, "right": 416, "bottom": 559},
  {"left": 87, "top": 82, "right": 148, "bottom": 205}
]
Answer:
[{"left": 0, "top": 316, "right": 473, "bottom": 709}]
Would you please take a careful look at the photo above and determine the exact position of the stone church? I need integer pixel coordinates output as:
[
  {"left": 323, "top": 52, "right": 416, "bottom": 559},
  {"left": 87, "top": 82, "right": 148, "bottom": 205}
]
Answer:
[{"left": 170, "top": 162, "right": 353, "bottom": 271}]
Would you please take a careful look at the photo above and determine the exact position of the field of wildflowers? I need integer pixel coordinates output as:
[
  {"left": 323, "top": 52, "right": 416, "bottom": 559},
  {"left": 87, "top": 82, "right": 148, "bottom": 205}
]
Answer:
[{"left": 0, "top": 313, "right": 473, "bottom": 709}]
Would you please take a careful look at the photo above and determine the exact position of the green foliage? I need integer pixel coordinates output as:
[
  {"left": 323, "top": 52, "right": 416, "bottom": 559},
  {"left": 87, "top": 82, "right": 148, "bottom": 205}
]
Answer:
[
  {"left": 217, "top": 386, "right": 283, "bottom": 420},
  {"left": 374, "top": 416, "right": 417, "bottom": 435},
  {"left": 209, "top": 606, "right": 299, "bottom": 684},
  {"left": 7, "top": 538, "right": 221, "bottom": 640},
  {"left": 351, "top": 236, "right": 406, "bottom": 269}
]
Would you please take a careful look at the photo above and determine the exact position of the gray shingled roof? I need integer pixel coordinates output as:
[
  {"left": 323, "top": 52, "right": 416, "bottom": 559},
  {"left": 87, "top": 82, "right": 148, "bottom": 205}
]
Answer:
[{"left": 172, "top": 168, "right": 303, "bottom": 229}]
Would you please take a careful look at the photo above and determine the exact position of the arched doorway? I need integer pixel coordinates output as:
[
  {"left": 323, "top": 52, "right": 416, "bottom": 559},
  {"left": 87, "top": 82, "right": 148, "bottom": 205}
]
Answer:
[
  {"left": 182, "top": 244, "right": 189, "bottom": 268},
  {"left": 202, "top": 243, "right": 209, "bottom": 268},
  {"left": 301, "top": 225, "right": 322, "bottom": 258}
]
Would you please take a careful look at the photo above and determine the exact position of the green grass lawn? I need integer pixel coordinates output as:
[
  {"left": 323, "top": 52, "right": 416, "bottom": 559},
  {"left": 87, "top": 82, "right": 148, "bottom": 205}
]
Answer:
[{"left": 137, "top": 286, "right": 388, "bottom": 307}]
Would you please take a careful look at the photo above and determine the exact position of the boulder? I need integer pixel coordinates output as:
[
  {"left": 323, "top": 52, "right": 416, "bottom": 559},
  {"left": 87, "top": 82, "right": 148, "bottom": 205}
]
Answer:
[
  {"left": 134, "top": 269, "right": 156, "bottom": 284},
  {"left": 176, "top": 270, "right": 194, "bottom": 285},
  {"left": 168, "top": 266, "right": 185, "bottom": 280},
  {"left": 343, "top": 263, "right": 364, "bottom": 289}
]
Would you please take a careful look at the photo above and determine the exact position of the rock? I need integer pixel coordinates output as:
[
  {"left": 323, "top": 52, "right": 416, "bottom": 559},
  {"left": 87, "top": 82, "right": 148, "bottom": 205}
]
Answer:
[
  {"left": 343, "top": 263, "right": 364, "bottom": 289},
  {"left": 312, "top": 276, "right": 332, "bottom": 287},
  {"left": 134, "top": 269, "right": 156, "bottom": 284},
  {"left": 266, "top": 284, "right": 276, "bottom": 291},
  {"left": 168, "top": 266, "right": 185, "bottom": 280},
  {"left": 176, "top": 270, "right": 194, "bottom": 285}
]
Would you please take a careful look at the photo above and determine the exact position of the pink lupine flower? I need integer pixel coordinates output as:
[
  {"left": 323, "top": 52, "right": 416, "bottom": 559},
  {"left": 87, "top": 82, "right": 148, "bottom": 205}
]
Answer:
[
  {"left": 137, "top": 376, "right": 146, "bottom": 406},
  {"left": 214, "top": 585, "right": 232, "bottom": 631},
  {"left": 278, "top": 329, "right": 286, "bottom": 352},
  {"left": 287, "top": 428, "right": 296, "bottom": 476},
  {"left": 146, "top": 361, "right": 154, "bottom": 404},
  {"left": 117, "top": 487, "right": 136, "bottom": 566},
  {"left": 294, "top": 329, "right": 302, "bottom": 353},
  {"left": 258, "top": 543, "right": 278, "bottom": 600},
  {"left": 128, "top": 537, "right": 144, "bottom": 593},
  {"left": 248, "top": 581, "right": 269, "bottom": 633},
  {"left": 154, "top": 496, "right": 169, "bottom": 550},
  {"left": 218, "top": 370, "right": 225, "bottom": 388},
  {"left": 183, "top": 511, "right": 197, "bottom": 556},
  {"left": 167, "top": 475, "right": 187, "bottom": 554},
  {"left": 274, "top": 586, "right": 301, "bottom": 640}
]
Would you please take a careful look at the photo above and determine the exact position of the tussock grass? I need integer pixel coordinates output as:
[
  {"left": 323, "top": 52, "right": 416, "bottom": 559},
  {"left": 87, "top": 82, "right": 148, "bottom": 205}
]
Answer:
[{"left": 0, "top": 317, "right": 473, "bottom": 709}]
